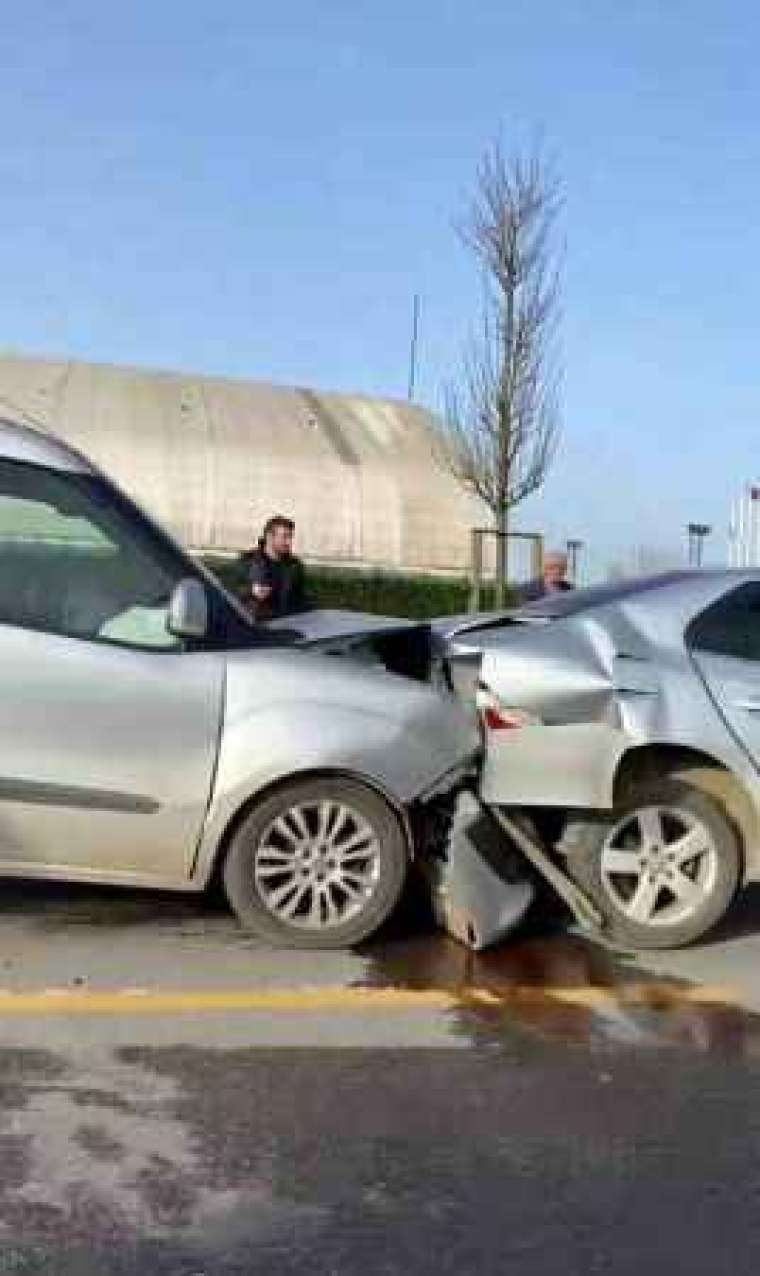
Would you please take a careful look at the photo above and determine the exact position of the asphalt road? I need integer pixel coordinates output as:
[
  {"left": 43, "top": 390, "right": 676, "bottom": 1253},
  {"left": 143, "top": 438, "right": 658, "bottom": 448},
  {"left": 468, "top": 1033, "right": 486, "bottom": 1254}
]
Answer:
[{"left": 4, "top": 881, "right": 760, "bottom": 1273}]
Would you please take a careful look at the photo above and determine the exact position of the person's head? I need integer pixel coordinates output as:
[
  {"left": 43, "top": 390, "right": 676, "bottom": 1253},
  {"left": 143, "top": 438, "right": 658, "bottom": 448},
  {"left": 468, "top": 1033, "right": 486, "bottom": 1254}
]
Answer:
[
  {"left": 543, "top": 551, "right": 569, "bottom": 587},
  {"left": 261, "top": 515, "right": 295, "bottom": 560}
]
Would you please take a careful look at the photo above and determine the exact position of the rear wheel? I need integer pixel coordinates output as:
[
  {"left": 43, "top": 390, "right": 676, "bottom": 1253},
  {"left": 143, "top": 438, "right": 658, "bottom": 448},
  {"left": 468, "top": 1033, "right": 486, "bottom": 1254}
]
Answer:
[
  {"left": 223, "top": 777, "right": 408, "bottom": 948},
  {"left": 558, "top": 778, "right": 740, "bottom": 949}
]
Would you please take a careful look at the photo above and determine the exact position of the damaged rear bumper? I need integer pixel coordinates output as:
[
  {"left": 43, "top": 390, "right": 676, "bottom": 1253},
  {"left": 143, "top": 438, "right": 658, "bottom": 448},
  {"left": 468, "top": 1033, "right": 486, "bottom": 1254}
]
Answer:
[
  {"left": 418, "top": 789, "right": 536, "bottom": 951},
  {"left": 416, "top": 725, "right": 621, "bottom": 951}
]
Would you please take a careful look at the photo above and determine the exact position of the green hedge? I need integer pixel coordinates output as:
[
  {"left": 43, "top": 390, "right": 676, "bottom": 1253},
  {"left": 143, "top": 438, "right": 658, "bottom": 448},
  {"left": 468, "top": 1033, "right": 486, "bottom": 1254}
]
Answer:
[{"left": 200, "top": 554, "right": 512, "bottom": 619}]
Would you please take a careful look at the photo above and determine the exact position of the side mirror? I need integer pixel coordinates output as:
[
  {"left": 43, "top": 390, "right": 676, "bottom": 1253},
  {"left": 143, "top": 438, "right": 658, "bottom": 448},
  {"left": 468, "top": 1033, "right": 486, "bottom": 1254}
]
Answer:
[{"left": 167, "top": 578, "right": 209, "bottom": 640}]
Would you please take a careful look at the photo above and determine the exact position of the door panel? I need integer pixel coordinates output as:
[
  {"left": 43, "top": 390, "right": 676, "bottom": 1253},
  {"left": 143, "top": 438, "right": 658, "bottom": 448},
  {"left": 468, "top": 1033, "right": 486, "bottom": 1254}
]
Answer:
[
  {"left": 688, "top": 582, "right": 760, "bottom": 771},
  {"left": 0, "top": 625, "right": 223, "bottom": 882},
  {"left": 691, "top": 650, "right": 760, "bottom": 769}
]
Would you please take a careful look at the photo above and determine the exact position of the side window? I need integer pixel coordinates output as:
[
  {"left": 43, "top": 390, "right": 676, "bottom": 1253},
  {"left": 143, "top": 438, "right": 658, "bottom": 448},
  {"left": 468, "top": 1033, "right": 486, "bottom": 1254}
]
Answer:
[
  {"left": 687, "top": 584, "right": 760, "bottom": 663},
  {"left": 0, "top": 459, "right": 185, "bottom": 650}
]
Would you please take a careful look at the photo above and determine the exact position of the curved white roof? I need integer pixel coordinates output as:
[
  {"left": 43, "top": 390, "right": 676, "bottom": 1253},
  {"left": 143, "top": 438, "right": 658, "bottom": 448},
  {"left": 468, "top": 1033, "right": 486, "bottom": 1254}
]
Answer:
[{"left": 0, "top": 353, "right": 483, "bottom": 571}]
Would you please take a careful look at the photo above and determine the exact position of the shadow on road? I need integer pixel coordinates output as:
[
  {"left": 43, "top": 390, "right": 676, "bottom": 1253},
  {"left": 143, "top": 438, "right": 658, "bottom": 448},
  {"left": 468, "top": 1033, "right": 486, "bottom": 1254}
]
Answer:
[
  {"left": 0, "top": 877, "right": 231, "bottom": 930},
  {"left": 689, "top": 882, "right": 760, "bottom": 946},
  {"left": 4, "top": 863, "right": 760, "bottom": 947}
]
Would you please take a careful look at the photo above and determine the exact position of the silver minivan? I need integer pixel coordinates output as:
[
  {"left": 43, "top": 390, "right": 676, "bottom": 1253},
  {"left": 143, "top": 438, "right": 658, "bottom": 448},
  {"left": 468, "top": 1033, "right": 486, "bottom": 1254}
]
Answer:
[{"left": 0, "top": 418, "right": 480, "bottom": 948}]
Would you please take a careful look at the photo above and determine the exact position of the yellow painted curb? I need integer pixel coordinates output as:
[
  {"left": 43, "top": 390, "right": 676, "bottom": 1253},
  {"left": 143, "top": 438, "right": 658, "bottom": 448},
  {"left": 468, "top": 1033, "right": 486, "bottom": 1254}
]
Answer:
[
  {"left": 0, "top": 987, "right": 456, "bottom": 1015},
  {"left": 0, "top": 983, "right": 740, "bottom": 1016}
]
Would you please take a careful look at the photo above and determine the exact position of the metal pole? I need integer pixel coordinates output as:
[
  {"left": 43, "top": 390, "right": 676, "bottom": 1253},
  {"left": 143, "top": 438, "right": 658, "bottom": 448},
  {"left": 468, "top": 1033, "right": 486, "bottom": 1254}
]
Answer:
[
  {"left": 688, "top": 523, "right": 711, "bottom": 568},
  {"left": 701, "top": 524, "right": 712, "bottom": 566},
  {"left": 566, "top": 538, "right": 583, "bottom": 582},
  {"left": 468, "top": 528, "right": 482, "bottom": 613},
  {"left": 407, "top": 294, "right": 420, "bottom": 402},
  {"left": 534, "top": 534, "right": 544, "bottom": 578},
  {"left": 735, "top": 495, "right": 743, "bottom": 566}
]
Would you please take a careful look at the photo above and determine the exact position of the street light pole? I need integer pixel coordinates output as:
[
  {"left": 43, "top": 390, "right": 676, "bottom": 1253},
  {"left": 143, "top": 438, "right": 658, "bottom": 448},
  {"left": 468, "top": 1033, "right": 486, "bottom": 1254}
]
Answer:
[
  {"left": 687, "top": 523, "right": 712, "bottom": 567},
  {"left": 407, "top": 294, "right": 420, "bottom": 402}
]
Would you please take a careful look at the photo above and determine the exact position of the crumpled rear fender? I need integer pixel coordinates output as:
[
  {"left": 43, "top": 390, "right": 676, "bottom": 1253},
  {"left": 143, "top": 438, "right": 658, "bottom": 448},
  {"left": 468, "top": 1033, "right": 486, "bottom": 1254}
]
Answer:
[{"left": 479, "top": 722, "right": 630, "bottom": 810}]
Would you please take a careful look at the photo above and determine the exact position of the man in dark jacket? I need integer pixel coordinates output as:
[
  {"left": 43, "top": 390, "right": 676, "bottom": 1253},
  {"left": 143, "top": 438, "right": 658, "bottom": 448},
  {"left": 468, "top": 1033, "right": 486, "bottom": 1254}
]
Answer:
[
  {"left": 247, "top": 515, "right": 309, "bottom": 622},
  {"left": 516, "top": 550, "right": 574, "bottom": 604}
]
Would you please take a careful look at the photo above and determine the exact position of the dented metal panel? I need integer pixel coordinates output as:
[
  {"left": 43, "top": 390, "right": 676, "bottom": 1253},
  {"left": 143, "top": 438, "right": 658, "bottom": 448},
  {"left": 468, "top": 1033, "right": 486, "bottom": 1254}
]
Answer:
[
  {"left": 422, "top": 792, "right": 535, "bottom": 950},
  {"left": 480, "top": 723, "right": 629, "bottom": 809},
  {"left": 476, "top": 574, "right": 760, "bottom": 831}
]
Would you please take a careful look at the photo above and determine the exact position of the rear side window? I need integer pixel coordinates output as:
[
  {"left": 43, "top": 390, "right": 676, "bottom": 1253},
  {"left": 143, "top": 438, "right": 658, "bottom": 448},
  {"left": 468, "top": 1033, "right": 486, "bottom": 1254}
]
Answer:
[{"left": 687, "top": 583, "right": 760, "bottom": 662}]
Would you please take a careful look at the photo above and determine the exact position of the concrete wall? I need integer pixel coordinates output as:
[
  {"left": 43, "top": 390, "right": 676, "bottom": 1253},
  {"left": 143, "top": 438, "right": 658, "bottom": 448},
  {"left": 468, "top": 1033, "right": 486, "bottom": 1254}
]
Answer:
[{"left": 0, "top": 353, "right": 483, "bottom": 572}]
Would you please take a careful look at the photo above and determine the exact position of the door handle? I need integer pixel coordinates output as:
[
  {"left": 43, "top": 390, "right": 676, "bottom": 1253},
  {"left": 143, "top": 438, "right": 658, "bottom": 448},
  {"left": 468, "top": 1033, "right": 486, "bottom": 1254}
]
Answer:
[{"left": 733, "top": 697, "right": 760, "bottom": 713}]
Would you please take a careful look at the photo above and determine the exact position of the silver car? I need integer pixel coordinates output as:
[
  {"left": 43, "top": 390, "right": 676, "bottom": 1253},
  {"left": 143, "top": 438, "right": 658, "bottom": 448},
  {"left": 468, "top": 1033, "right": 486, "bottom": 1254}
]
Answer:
[
  {"left": 0, "top": 419, "right": 480, "bottom": 948},
  {"left": 462, "top": 573, "right": 760, "bottom": 948}
]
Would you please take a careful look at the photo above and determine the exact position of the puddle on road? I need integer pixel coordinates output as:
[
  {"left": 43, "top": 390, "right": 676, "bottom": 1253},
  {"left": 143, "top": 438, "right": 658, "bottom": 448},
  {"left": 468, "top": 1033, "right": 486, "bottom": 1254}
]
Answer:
[
  {"left": 5, "top": 879, "right": 760, "bottom": 1060},
  {"left": 358, "top": 927, "right": 760, "bottom": 1059}
]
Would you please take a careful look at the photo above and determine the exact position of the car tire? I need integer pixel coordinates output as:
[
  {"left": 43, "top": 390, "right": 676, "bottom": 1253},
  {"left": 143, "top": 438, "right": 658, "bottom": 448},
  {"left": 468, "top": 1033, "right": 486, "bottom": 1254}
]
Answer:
[
  {"left": 558, "top": 778, "right": 740, "bottom": 949},
  {"left": 222, "top": 776, "right": 408, "bottom": 949}
]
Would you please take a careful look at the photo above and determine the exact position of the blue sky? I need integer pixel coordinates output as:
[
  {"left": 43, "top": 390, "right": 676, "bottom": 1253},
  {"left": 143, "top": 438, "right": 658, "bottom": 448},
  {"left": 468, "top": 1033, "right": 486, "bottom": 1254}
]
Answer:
[{"left": 1, "top": 0, "right": 758, "bottom": 579}]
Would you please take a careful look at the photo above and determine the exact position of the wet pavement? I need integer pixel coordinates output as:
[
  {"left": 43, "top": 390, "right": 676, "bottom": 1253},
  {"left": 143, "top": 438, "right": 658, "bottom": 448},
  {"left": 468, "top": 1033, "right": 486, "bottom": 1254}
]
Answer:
[
  {"left": 5, "top": 878, "right": 760, "bottom": 1057},
  {"left": 3, "top": 880, "right": 760, "bottom": 1270}
]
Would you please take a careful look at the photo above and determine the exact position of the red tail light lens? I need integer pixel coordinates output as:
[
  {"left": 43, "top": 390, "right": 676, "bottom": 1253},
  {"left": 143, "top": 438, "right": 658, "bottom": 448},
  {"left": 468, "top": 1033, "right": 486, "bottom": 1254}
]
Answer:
[{"left": 476, "top": 683, "right": 541, "bottom": 731}]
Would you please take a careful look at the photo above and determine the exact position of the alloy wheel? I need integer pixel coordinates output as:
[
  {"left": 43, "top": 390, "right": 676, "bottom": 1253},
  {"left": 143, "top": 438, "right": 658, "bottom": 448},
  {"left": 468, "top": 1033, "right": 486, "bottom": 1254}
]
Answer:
[
  {"left": 253, "top": 799, "right": 382, "bottom": 931},
  {"left": 600, "top": 804, "right": 719, "bottom": 928}
]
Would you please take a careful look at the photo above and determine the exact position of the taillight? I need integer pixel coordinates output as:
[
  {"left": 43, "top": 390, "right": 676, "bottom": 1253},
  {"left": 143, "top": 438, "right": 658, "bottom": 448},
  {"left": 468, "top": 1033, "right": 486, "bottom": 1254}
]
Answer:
[{"left": 476, "top": 682, "right": 541, "bottom": 731}]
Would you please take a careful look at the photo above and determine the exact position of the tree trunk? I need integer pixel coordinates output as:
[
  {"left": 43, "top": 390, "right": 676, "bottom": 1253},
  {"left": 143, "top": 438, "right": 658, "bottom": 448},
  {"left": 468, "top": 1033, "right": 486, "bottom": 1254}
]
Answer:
[
  {"left": 495, "top": 257, "right": 514, "bottom": 610},
  {"left": 495, "top": 505, "right": 508, "bottom": 608}
]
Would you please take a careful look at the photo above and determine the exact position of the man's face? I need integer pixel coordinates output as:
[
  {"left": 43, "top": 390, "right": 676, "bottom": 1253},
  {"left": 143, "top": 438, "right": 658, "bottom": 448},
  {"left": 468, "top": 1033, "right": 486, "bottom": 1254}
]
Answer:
[
  {"left": 267, "top": 524, "right": 294, "bottom": 559},
  {"left": 543, "top": 554, "right": 568, "bottom": 587}
]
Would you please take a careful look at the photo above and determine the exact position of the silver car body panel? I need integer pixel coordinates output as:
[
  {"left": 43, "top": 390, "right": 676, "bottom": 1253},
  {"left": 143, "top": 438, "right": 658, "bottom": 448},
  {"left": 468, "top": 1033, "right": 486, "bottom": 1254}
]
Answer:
[
  {"left": 266, "top": 609, "right": 422, "bottom": 642},
  {"left": 193, "top": 649, "right": 482, "bottom": 885},
  {"left": 0, "top": 629, "right": 225, "bottom": 887},
  {"left": 0, "top": 421, "right": 94, "bottom": 473},
  {"left": 478, "top": 571, "right": 760, "bottom": 878},
  {"left": 432, "top": 609, "right": 546, "bottom": 654},
  {"left": 480, "top": 723, "right": 630, "bottom": 809},
  {"left": 691, "top": 649, "right": 760, "bottom": 765},
  {"left": 264, "top": 608, "right": 436, "bottom": 682}
]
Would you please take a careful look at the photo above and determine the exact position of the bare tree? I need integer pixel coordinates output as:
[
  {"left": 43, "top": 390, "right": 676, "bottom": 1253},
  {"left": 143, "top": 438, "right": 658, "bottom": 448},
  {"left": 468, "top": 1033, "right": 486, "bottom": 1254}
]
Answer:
[{"left": 440, "top": 142, "right": 562, "bottom": 604}]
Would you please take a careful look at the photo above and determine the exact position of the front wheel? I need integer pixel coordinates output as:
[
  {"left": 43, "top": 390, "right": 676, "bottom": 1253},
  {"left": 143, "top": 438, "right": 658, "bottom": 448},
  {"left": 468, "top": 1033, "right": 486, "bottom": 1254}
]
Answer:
[
  {"left": 558, "top": 778, "right": 740, "bottom": 949},
  {"left": 223, "top": 777, "right": 408, "bottom": 949}
]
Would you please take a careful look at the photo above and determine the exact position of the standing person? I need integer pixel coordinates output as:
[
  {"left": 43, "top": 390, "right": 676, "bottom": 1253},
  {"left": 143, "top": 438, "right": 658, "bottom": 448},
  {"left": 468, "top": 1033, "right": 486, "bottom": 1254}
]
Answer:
[
  {"left": 517, "top": 550, "right": 574, "bottom": 604},
  {"left": 248, "top": 515, "right": 309, "bottom": 621}
]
